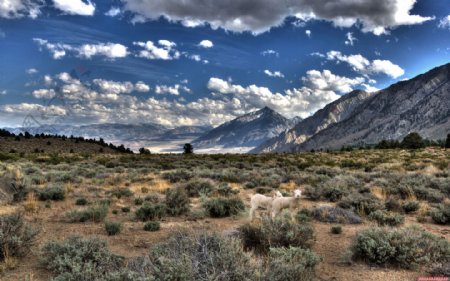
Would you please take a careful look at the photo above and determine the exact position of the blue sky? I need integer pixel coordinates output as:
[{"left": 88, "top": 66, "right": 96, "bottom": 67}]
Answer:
[{"left": 0, "top": 0, "right": 449, "bottom": 128}]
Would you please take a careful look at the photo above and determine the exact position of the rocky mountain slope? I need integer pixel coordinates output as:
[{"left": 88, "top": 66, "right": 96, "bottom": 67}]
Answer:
[
  {"left": 294, "top": 62, "right": 450, "bottom": 151},
  {"left": 252, "top": 90, "right": 376, "bottom": 153},
  {"left": 192, "top": 107, "right": 300, "bottom": 151}
]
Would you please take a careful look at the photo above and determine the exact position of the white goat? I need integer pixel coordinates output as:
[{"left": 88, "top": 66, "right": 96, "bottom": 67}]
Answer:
[
  {"left": 249, "top": 191, "right": 282, "bottom": 221},
  {"left": 271, "top": 189, "right": 302, "bottom": 219}
]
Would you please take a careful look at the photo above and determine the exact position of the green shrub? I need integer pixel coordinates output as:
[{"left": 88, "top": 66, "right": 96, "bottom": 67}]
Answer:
[
  {"left": 369, "top": 210, "right": 405, "bottom": 226},
  {"left": 38, "top": 186, "right": 65, "bottom": 201},
  {"left": 165, "top": 186, "right": 190, "bottom": 216},
  {"left": 216, "top": 184, "right": 239, "bottom": 197},
  {"left": 182, "top": 179, "right": 215, "bottom": 197},
  {"left": 239, "top": 216, "right": 314, "bottom": 254},
  {"left": 105, "top": 222, "right": 121, "bottom": 236},
  {"left": 351, "top": 226, "right": 450, "bottom": 269},
  {"left": 430, "top": 204, "right": 450, "bottom": 225},
  {"left": 144, "top": 194, "right": 159, "bottom": 203},
  {"left": 203, "top": 197, "right": 245, "bottom": 218},
  {"left": 147, "top": 231, "right": 256, "bottom": 280},
  {"left": 75, "top": 197, "right": 88, "bottom": 206},
  {"left": 135, "top": 204, "right": 166, "bottom": 221},
  {"left": 337, "top": 192, "right": 383, "bottom": 215},
  {"left": 162, "top": 170, "right": 193, "bottom": 183},
  {"left": 402, "top": 201, "right": 420, "bottom": 213},
  {"left": 143, "top": 221, "right": 160, "bottom": 232},
  {"left": 134, "top": 197, "right": 144, "bottom": 205},
  {"left": 262, "top": 247, "right": 321, "bottom": 281},
  {"left": 385, "top": 197, "right": 402, "bottom": 212},
  {"left": 41, "top": 236, "right": 124, "bottom": 280},
  {"left": 0, "top": 213, "right": 39, "bottom": 261},
  {"left": 121, "top": 206, "right": 130, "bottom": 213},
  {"left": 331, "top": 225, "right": 342, "bottom": 234},
  {"left": 295, "top": 209, "right": 312, "bottom": 223},
  {"left": 311, "top": 206, "right": 361, "bottom": 224},
  {"left": 111, "top": 188, "right": 133, "bottom": 199},
  {"left": 66, "top": 204, "right": 109, "bottom": 223}
]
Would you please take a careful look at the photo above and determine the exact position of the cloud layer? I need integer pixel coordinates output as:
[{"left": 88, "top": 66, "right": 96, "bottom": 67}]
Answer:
[{"left": 122, "top": 0, "right": 433, "bottom": 35}]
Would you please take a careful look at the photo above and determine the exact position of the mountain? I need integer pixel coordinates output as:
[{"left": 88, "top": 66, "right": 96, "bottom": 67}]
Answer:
[
  {"left": 4, "top": 123, "right": 211, "bottom": 152},
  {"left": 252, "top": 90, "right": 376, "bottom": 153},
  {"left": 293, "top": 62, "right": 450, "bottom": 151},
  {"left": 192, "top": 107, "right": 300, "bottom": 152}
]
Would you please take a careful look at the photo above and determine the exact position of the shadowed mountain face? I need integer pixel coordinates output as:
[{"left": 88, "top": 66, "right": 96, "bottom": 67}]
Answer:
[
  {"left": 293, "top": 62, "right": 450, "bottom": 151},
  {"left": 192, "top": 107, "right": 301, "bottom": 151},
  {"left": 251, "top": 90, "right": 376, "bottom": 153}
]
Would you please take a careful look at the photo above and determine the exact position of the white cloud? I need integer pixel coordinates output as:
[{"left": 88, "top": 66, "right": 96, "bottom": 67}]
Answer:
[
  {"left": 438, "top": 15, "right": 450, "bottom": 29},
  {"left": 261, "top": 49, "right": 279, "bottom": 57},
  {"left": 345, "top": 32, "right": 356, "bottom": 46},
  {"left": 155, "top": 84, "right": 191, "bottom": 95},
  {"left": 198, "top": 40, "right": 214, "bottom": 48},
  {"left": 32, "top": 89, "right": 56, "bottom": 99},
  {"left": 33, "top": 38, "right": 128, "bottom": 60},
  {"left": 122, "top": 0, "right": 432, "bottom": 35},
  {"left": 26, "top": 68, "right": 38, "bottom": 74},
  {"left": 52, "top": 0, "right": 95, "bottom": 16},
  {"left": 326, "top": 51, "right": 404, "bottom": 78},
  {"left": 0, "top": 0, "right": 42, "bottom": 19},
  {"left": 93, "top": 79, "right": 150, "bottom": 94},
  {"left": 134, "top": 40, "right": 180, "bottom": 60},
  {"left": 264, "top": 70, "right": 285, "bottom": 78},
  {"left": 77, "top": 43, "right": 128, "bottom": 59},
  {"left": 105, "top": 7, "right": 121, "bottom": 17},
  {"left": 362, "top": 84, "right": 379, "bottom": 93},
  {"left": 0, "top": 90, "right": 7, "bottom": 95},
  {"left": 302, "top": 70, "right": 365, "bottom": 93},
  {"left": 305, "top": 30, "right": 311, "bottom": 38}
]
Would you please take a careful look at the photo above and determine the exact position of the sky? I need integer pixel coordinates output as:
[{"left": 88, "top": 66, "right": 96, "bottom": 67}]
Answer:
[{"left": 0, "top": 0, "right": 449, "bottom": 129}]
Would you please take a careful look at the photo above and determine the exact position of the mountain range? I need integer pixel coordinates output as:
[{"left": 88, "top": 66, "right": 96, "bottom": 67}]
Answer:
[{"left": 192, "top": 107, "right": 301, "bottom": 153}]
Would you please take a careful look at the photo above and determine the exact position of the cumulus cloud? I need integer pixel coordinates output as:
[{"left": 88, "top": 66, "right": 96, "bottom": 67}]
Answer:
[
  {"left": 261, "top": 49, "right": 279, "bottom": 57},
  {"left": 32, "top": 89, "right": 56, "bottom": 99},
  {"left": 438, "top": 15, "right": 450, "bottom": 29},
  {"left": 326, "top": 50, "right": 405, "bottom": 78},
  {"left": 105, "top": 7, "right": 121, "bottom": 17},
  {"left": 93, "top": 79, "right": 150, "bottom": 94},
  {"left": 33, "top": 38, "right": 128, "bottom": 60},
  {"left": 302, "top": 70, "right": 365, "bottom": 93},
  {"left": 198, "top": 40, "right": 214, "bottom": 48},
  {"left": 155, "top": 84, "right": 191, "bottom": 95},
  {"left": 122, "top": 0, "right": 432, "bottom": 35},
  {"left": 264, "top": 70, "right": 284, "bottom": 78},
  {"left": 345, "top": 32, "right": 356, "bottom": 46},
  {"left": 0, "top": 0, "right": 42, "bottom": 19},
  {"left": 305, "top": 30, "right": 311, "bottom": 38},
  {"left": 26, "top": 68, "right": 38, "bottom": 74},
  {"left": 52, "top": 0, "right": 95, "bottom": 16},
  {"left": 133, "top": 40, "right": 180, "bottom": 60}
]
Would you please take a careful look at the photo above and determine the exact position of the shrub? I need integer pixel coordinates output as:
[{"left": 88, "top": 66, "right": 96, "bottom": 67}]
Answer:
[
  {"left": 134, "top": 197, "right": 144, "bottom": 205},
  {"left": 239, "top": 216, "right": 314, "bottom": 254},
  {"left": 38, "top": 186, "right": 65, "bottom": 201},
  {"left": 262, "top": 247, "right": 321, "bottom": 281},
  {"left": 143, "top": 221, "right": 160, "bottom": 232},
  {"left": 147, "top": 231, "right": 256, "bottom": 280},
  {"left": 165, "top": 186, "right": 190, "bottom": 216},
  {"left": 295, "top": 209, "right": 312, "bottom": 223},
  {"left": 216, "top": 184, "right": 239, "bottom": 197},
  {"left": 162, "top": 169, "right": 193, "bottom": 183},
  {"left": 41, "top": 236, "right": 124, "bottom": 280},
  {"left": 121, "top": 207, "right": 130, "bottom": 213},
  {"left": 203, "top": 197, "right": 245, "bottom": 218},
  {"left": 351, "top": 226, "right": 450, "bottom": 269},
  {"left": 431, "top": 204, "right": 450, "bottom": 225},
  {"left": 105, "top": 222, "right": 121, "bottom": 236},
  {"left": 402, "top": 201, "right": 420, "bottom": 213},
  {"left": 111, "top": 188, "right": 133, "bottom": 199},
  {"left": 369, "top": 210, "right": 405, "bottom": 226},
  {"left": 385, "top": 197, "right": 402, "bottom": 212},
  {"left": 75, "top": 197, "right": 88, "bottom": 206},
  {"left": 0, "top": 213, "right": 39, "bottom": 261},
  {"left": 337, "top": 192, "right": 383, "bottom": 215},
  {"left": 331, "top": 225, "right": 342, "bottom": 234},
  {"left": 182, "top": 179, "right": 214, "bottom": 197},
  {"left": 311, "top": 206, "right": 362, "bottom": 224},
  {"left": 135, "top": 204, "right": 166, "bottom": 221},
  {"left": 66, "top": 204, "right": 109, "bottom": 223}
]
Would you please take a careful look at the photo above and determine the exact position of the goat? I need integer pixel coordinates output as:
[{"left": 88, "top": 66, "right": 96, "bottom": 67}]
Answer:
[
  {"left": 249, "top": 191, "right": 282, "bottom": 221},
  {"left": 271, "top": 189, "right": 302, "bottom": 219}
]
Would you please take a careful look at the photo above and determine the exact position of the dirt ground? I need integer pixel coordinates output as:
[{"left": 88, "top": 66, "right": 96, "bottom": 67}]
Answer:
[{"left": 3, "top": 188, "right": 448, "bottom": 281}]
